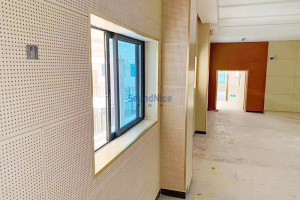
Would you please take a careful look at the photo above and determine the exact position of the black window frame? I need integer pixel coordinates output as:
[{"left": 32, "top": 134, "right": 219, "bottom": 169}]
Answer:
[{"left": 92, "top": 27, "right": 145, "bottom": 152}]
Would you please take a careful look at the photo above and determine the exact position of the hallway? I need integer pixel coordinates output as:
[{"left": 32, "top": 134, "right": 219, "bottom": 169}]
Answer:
[{"left": 161, "top": 110, "right": 300, "bottom": 200}]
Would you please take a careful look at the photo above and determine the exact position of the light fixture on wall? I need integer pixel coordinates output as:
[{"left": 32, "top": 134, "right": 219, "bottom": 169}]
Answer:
[{"left": 241, "top": 38, "right": 246, "bottom": 41}]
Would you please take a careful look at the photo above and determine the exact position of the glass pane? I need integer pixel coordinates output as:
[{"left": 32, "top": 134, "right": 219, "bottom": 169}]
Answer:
[
  {"left": 118, "top": 40, "right": 137, "bottom": 128},
  {"left": 109, "top": 38, "right": 116, "bottom": 133},
  {"left": 91, "top": 29, "right": 108, "bottom": 150}
]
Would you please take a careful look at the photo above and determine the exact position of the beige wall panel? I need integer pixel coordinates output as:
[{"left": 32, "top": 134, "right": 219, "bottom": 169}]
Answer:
[
  {"left": 265, "top": 40, "right": 300, "bottom": 112},
  {"left": 265, "top": 95, "right": 293, "bottom": 111},
  {"left": 42, "top": 113, "right": 93, "bottom": 199},
  {"left": 292, "top": 95, "right": 300, "bottom": 112},
  {"left": 296, "top": 59, "right": 300, "bottom": 77},
  {"left": 298, "top": 41, "right": 300, "bottom": 58},
  {"left": 160, "top": 126, "right": 185, "bottom": 160},
  {"left": 185, "top": 85, "right": 195, "bottom": 189},
  {"left": 0, "top": 0, "right": 162, "bottom": 199},
  {"left": 0, "top": 129, "right": 45, "bottom": 200},
  {"left": 185, "top": 0, "right": 198, "bottom": 189},
  {"left": 90, "top": 124, "right": 160, "bottom": 200},
  {"left": 139, "top": 167, "right": 161, "bottom": 200},
  {"left": 267, "top": 59, "right": 297, "bottom": 77},
  {"left": 160, "top": 0, "right": 191, "bottom": 192},
  {"left": 145, "top": 41, "right": 159, "bottom": 121},
  {"left": 161, "top": 44, "right": 188, "bottom": 87},
  {"left": 188, "top": 44, "right": 197, "bottom": 85},
  {"left": 265, "top": 77, "right": 295, "bottom": 95},
  {"left": 42, "top": 112, "right": 160, "bottom": 200},
  {"left": 160, "top": 126, "right": 185, "bottom": 191},
  {"left": 47, "top": 0, "right": 162, "bottom": 39},
  {"left": 187, "top": 0, "right": 198, "bottom": 86},
  {"left": 195, "top": 23, "right": 210, "bottom": 132},
  {"left": 294, "top": 78, "right": 300, "bottom": 95},
  {"left": 0, "top": 0, "right": 91, "bottom": 140},
  {"left": 162, "top": 0, "right": 189, "bottom": 43},
  {"left": 161, "top": 87, "right": 186, "bottom": 128},
  {"left": 269, "top": 41, "right": 298, "bottom": 59},
  {"left": 130, "top": 0, "right": 162, "bottom": 39},
  {"left": 160, "top": 165, "right": 185, "bottom": 192}
]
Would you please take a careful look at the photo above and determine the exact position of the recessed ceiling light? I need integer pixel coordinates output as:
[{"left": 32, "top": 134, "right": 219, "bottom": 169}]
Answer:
[{"left": 241, "top": 38, "right": 246, "bottom": 41}]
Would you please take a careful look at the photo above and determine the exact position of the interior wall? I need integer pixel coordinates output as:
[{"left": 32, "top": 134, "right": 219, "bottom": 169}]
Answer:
[
  {"left": 0, "top": 0, "right": 162, "bottom": 199},
  {"left": 145, "top": 41, "right": 159, "bottom": 121},
  {"left": 265, "top": 41, "right": 300, "bottom": 112},
  {"left": 186, "top": 0, "right": 198, "bottom": 190},
  {"left": 209, "top": 42, "right": 269, "bottom": 112},
  {"left": 160, "top": 0, "right": 190, "bottom": 192},
  {"left": 195, "top": 22, "right": 210, "bottom": 132}
]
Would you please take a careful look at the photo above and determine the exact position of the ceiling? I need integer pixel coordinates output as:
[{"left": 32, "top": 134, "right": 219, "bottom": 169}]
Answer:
[{"left": 198, "top": 0, "right": 300, "bottom": 43}]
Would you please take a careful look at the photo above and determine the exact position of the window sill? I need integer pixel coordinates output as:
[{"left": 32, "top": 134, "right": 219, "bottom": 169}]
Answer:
[{"left": 94, "top": 119, "right": 157, "bottom": 176}]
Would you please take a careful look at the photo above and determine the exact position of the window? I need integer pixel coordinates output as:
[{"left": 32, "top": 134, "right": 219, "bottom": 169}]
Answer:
[
  {"left": 91, "top": 28, "right": 145, "bottom": 151},
  {"left": 218, "top": 71, "right": 227, "bottom": 83}
]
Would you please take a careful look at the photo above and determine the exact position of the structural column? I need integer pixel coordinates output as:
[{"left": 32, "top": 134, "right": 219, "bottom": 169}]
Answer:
[
  {"left": 160, "top": 0, "right": 198, "bottom": 195},
  {"left": 195, "top": 22, "right": 210, "bottom": 133}
]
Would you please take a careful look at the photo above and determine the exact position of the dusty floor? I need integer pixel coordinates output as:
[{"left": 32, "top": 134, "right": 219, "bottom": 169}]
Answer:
[{"left": 160, "top": 110, "right": 300, "bottom": 200}]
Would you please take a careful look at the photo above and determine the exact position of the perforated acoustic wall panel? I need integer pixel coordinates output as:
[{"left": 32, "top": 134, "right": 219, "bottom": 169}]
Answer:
[
  {"left": 46, "top": 0, "right": 162, "bottom": 39},
  {"left": 160, "top": 0, "right": 190, "bottom": 192},
  {"left": 0, "top": 129, "right": 45, "bottom": 199},
  {"left": 0, "top": 0, "right": 162, "bottom": 199},
  {"left": 0, "top": 0, "right": 91, "bottom": 141},
  {"left": 89, "top": 124, "right": 160, "bottom": 200},
  {"left": 42, "top": 113, "right": 93, "bottom": 199}
]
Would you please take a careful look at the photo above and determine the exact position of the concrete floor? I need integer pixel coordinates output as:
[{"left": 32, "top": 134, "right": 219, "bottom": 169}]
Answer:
[
  {"left": 216, "top": 100, "right": 243, "bottom": 111},
  {"left": 160, "top": 110, "right": 300, "bottom": 200}
]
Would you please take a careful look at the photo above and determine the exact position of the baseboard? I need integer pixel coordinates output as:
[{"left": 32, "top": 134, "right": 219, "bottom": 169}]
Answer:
[
  {"left": 246, "top": 110, "right": 264, "bottom": 113},
  {"left": 155, "top": 190, "right": 161, "bottom": 200},
  {"left": 160, "top": 189, "right": 186, "bottom": 199},
  {"left": 195, "top": 130, "right": 206, "bottom": 134}
]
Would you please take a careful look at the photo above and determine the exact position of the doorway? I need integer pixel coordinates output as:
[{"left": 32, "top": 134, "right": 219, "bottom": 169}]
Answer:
[{"left": 216, "top": 70, "right": 248, "bottom": 111}]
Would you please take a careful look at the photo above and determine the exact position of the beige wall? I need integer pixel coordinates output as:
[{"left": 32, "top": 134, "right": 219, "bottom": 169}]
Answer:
[
  {"left": 186, "top": 0, "right": 198, "bottom": 190},
  {"left": 0, "top": 0, "right": 162, "bottom": 199},
  {"left": 195, "top": 23, "right": 210, "bottom": 132},
  {"left": 160, "top": 0, "right": 189, "bottom": 192},
  {"left": 160, "top": 0, "right": 198, "bottom": 192},
  {"left": 265, "top": 41, "right": 300, "bottom": 112}
]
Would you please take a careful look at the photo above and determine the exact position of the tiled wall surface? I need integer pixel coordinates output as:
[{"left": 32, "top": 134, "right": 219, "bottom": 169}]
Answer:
[
  {"left": 160, "top": 0, "right": 190, "bottom": 192},
  {"left": 0, "top": 0, "right": 162, "bottom": 199},
  {"left": 265, "top": 41, "right": 300, "bottom": 112}
]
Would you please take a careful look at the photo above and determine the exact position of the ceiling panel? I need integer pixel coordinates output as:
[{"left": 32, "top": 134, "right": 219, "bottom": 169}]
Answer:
[
  {"left": 219, "top": 2, "right": 300, "bottom": 18},
  {"left": 211, "top": 24, "right": 300, "bottom": 42},
  {"left": 219, "top": 15, "right": 300, "bottom": 27},
  {"left": 219, "top": 0, "right": 288, "bottom": 6},
  {"left": 198, "top": 0, "right": 300, "bottom": 42}
]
